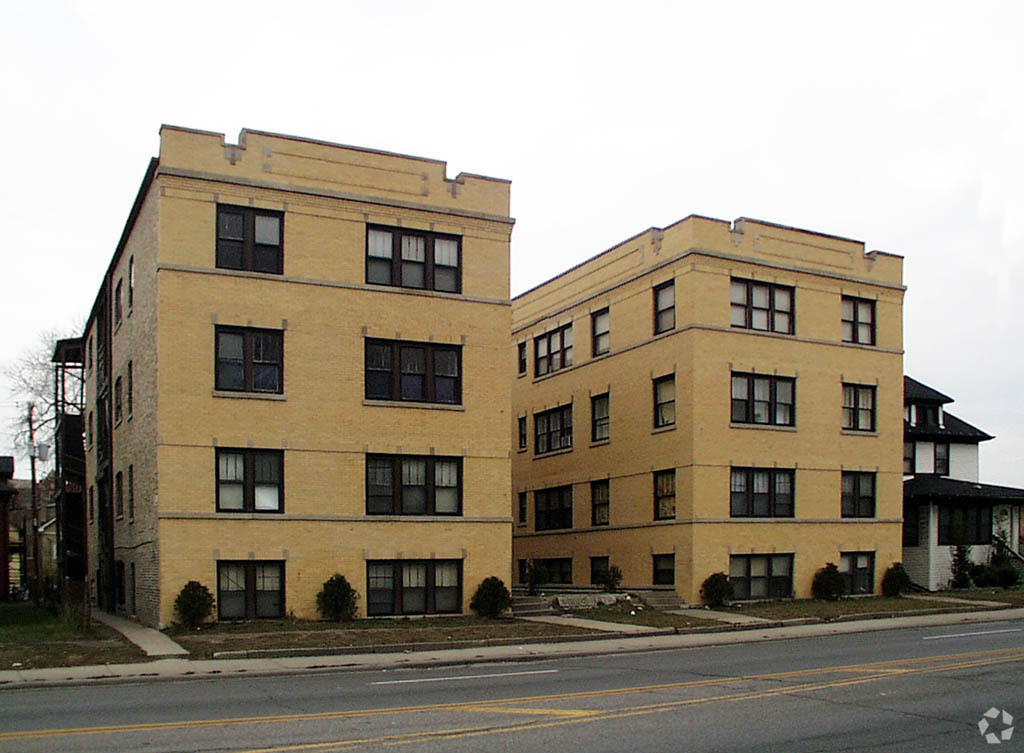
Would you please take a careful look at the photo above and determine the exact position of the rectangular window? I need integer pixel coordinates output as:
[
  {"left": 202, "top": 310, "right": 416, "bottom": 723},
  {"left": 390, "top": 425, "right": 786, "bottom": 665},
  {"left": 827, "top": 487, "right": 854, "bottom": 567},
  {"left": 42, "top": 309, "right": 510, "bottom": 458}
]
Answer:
[
  {"left": 215, "top": 327, "right": 283, "bottom": 394},
  {"left": 364, "top": 339, "right": 461, "bottom": 404},
  {"left": 114, "top": 376, "right": 123, "bottom": 424},
  {"left": 654, "top": 469, "right": 676, "bottom": 520},
  {"left": 591, "top": 393, "right": 610, "bottom": 441},
  {"left": 366, "top": 455, "right": 461, "bottom": 515},
  {"left": 535, "top": 323, "right": 573, "bottom": 376},
  {"left": 654, "top": 281, "right": 675, "bottom": 334},
  {"left": 904, "top": 442, "right": 916, "bottom": 475},
  {"left": 518, "top": 491, "right": 527, "bottom": 524},
  {"left": 730, "top": 468, "right": 795, "bottom": 517},
  {"left": 590, "top": 556, "right": 610, "bottom": 586},
  {"left": 916, "top": 405, "right": 939, "bottom": 426},
  {"left": 518, "top": 416, "right": 527, "bottom": 450},
  {"left": 114, "top": 279, "right": 124, "bottom": 326},
  {"left": 934, "top": 443, "right": 949, "bottom": 476},
  {"left": 128, "top": 465, "right": 134, "bottom": 521},
  {"left": 87, "top": 411, "right": 93, "bottom": 446},
  {"left": 841, "top": 296, "right": 875, "bottom": 345},
  {"left": 592, "top": 308, "right": 610, "bottom": 356},
  {"left": 87, "top": 337, "right": 93, "bottom": 371},
  {"left": 654, "top": 375, "right": 675, "bottom": 428},
  {"left": 126, "top": 361, "right": 133, "bottom": 418},
  {"left": 128, "top": 256, "right": 135, "bottom": 310},
  {"left": 115, "top": 471, "right": 124, "bottom": 518},
  {"left": 218, "top": 561, "right": 285, "bottom": 619},
  {"left": 729, "top": 554, "right": 793, "bottom": 599},
  {"left": 88, "top": 486, "right": 94, "bottom": 523},
  {"left": 938, "top": 505, "right": 992, "bottom": 545},
  {"left": 730, "top": 278, "right": 794, "bottom": 334},
  {"left": 841, "top": 472, "right": 875, "bottom": 518},
  {"left": 366, "top": 225, "right": 461, "bottom": 293},
  {"left": 842, "top": 384, "right": 876, "bottom": 432},
  {"left": 536, "top": 558, "right": 573, "bottom": 584},
  {"left": 517, "top": 342, "right": 527, "bottom": 375},
  {"left": 535, "top": 404, "right": 573, "bottom": 454},
  {"left": 217, "top": 205, "right": 283, "bottom": 274},
  {"left": 216, "top": 449, "right": 284, "bottom": 513},
  {"left": 731, "top": 373, "right": 795, "bottom": 426},
  {"left": 366, "top": 559, "right": 462, "bottom": 616},
  {"left": 591, "top": 480, "right": 609, "bottom": 526},
  {"left": 840, "top": 552, "right": 874, "bottom": 595},
  {"left": 535, "top": 485, "right": 573, "bottom": 531},
  {"left": 902, "top": 502, "right": 920, "bottom": 546},
  {"left": 653, "top": 553, "right": 675, "bottom": 585}
]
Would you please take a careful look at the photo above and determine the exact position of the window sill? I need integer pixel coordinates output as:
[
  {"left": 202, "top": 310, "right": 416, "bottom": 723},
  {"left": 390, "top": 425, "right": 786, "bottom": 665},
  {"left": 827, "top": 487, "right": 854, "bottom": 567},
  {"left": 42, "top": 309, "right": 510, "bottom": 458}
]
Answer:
[
  {"left": 362, "top": 399, "right": 465, "bottom": 411},
  {"left": 113, "top": 320, "right": 123, "bottom": 335},
  {"left": 730, "top": 423, "right": 797, "bottom": 432},
  {"left": 533, "top": 446, "right": 574, "bottom": 460},
  {"left": 590, "top": 438, "right": 610, "bottom": 448},
  {"left": 652, "top": 424, "right": 676, "bottom": 435},
  {"left": 653, "top": 517, "right": 676, "bottom": 523},
  {"left": 213, "top": 390, "right": 287, "bottom": 401},
  {"left": 214, "top": 510, "right": 285, "bottom": 517},
  {"left": 517, "top": 447, "right": 528, "bottom": 454},
  {"left": 841, "top": 429, "right": 878, "bottom": 437}
]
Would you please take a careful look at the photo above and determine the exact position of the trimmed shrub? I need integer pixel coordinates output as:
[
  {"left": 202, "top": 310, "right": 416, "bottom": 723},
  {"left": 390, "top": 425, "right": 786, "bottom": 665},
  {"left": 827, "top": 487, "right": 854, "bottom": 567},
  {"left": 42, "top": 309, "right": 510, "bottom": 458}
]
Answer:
[
  {"left": 174, "top": 580, "right": 214, "bottom": 629},
  {"left": 950, "top": 543, "right": 973, "bottom": 588},
  {"left": 880, "top": 563, "right": 913, "bottom": 597},
  {"left": 811, "top": 563, "right": 845, "bottom": 601},
  {"left": 700, "top": 572, "right": 734, "bottom": 607},
  {"left": 995, "top": 564, "right": 1020, "bottom": 588},
  {"left": 470, "top": 576, "right": 511, "bottom": 618},
  {"left": 971, "top": 563, "right": 997, "bottom": 587},
  {"left": 599, "top": 565, "right": 624, "bottom": 593},
  {"left": 317, "top": 574, "right": 359, "bottom": 622}
]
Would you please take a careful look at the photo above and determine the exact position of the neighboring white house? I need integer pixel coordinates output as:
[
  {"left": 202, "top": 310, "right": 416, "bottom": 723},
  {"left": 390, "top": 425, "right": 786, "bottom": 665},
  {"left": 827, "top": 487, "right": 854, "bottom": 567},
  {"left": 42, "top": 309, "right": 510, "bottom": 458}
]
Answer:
[{"left": 902, "top": 377, "right": 1024, "bottom": 590}]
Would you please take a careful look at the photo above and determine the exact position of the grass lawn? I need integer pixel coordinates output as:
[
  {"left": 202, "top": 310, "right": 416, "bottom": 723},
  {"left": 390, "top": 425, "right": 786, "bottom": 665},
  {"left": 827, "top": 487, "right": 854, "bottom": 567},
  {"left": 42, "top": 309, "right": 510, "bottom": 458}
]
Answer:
[
  {"left": 170, "top": 616, "right": 600, "bottom": 659},
  {"left": 936, "top": 588, "right": 1024, "bottom": 606},
  {"left": 0, "top": 602, "right": 146, "bottom": 670},
  {"left": 728, "top": 595, "right": 995, "bottom": 621},
  {"left": 568, "top": 602, "right": 725, "bottom": 630}
]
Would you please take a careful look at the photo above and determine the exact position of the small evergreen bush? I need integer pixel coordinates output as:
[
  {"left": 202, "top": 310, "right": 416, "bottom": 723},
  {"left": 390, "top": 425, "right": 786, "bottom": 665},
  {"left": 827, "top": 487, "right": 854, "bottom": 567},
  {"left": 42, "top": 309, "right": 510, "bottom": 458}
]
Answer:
[
  {"left": 174, "top": 580, "right": 214, "bottom": 629},
  {"left": 700, "top": 572, "right": 734, "bottom": 607},
  {"left": 317, "top": 574, "right": 359, "bottom": 621},
  {"left": 995, "top": 564, "right": 1020, "bottom": 588},
  {"left": 811, "top": 563, "right": 845, "bottom": 601},
  {"left": 599, "top": 565, "right": 624, "bottom": 593},
  {"left": 470, "top": 576, "right": 511, "bottom": 618},
  {"left": 880, "top": 563, "right": 913, "bottom": 597}
]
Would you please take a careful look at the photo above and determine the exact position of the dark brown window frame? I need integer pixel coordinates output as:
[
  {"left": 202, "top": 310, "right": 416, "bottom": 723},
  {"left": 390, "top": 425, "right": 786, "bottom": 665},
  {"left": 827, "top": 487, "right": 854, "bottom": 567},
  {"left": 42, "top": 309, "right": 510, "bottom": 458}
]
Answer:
[
  {"left": 841, "top": 471, "right": 875, "bottom": 518},
  {"left": 535, "top": 557, "right": 573, "bottom": 584},
  {"left": 115, "top": 471, "right": 124, "bottom": 519},
  {"left": 654, "top": 469, "right": 676, "bottom": 520},
  {"left": 518, "top": 491, "right": 527, "bottom": 524},
  {"left": 842, "top": 383, "right": 876, "bottom": 432},
  {"left": 654, "top": 280, "right": 675, "bottom": 334},
  {"left": 114, "top": 376, "right": 123, "bottom": 424},
  {"left": 216, "top": 448, "right": 285, "bottom": 513},
  {"left": 731, "top": 372, "right": 795, "bottom": 426},
  {"left": 365, "top": 454, "right": 462, "bottom": 516},
  {"left": 364, "top": 338, "right": 462, "bottom": 405},
  {"left": 590, "top": 556, "right": 610, "bottom": 586},
  {"left": 938, "top": 504, "right": 992, "bottom": 545},
  {"left": 217, "top": 560, "right": 285, "bottom": 620},
  {"left": 216, "top": 205, "right": 284, "bottom": 274},
  {"left": 535, "top": 403, "right": 573, "bottom": 454},
  {"left": 591, "top": 479, "right": 609, "bottom": 526},
  {"left": 535, "top": 485, "right": 573, "bottom": 531},
  {"left": 517, "top": 342, "right": 527, "bottom": 375},
  {"left": 591, "top": 308, "right": 610, "bottom": 356},
  {"left": 114, "top": 278, "right": 124, "bottom": 326},
  {"left": 730, "top": 553, "right": 793, "bottom": 599},
  {"left": 934, "top": 442, "right": 950, "bottom": 476},
  {"left": 841, "top": 295, "right": 875, "bottom": 345},
  {"left": 653, "top": 375, "right": 675, "bottom": 428},
  {"left": 730, "top": 467, "right": 795, "bottom": 517},
  {"left": 127, "top": 465, "right": 134, "bottom": 522},
  {"left": 840, "top": 551, "right": 875, "bottom": 595},
  {"left": 730, "top": 278, "right": 794, "bottom": 334},
  {"left": 518, "top": 416, "right": 528, "bottom": 450},
  {"left": 366, "top": 559, "right": 463, "bottom": 616},
  {"left": 365, "top": 224, "right": 462, "bottom": 293},
  {"left": 591, "top": 393, "right": 609, "bottom": 442},
  {"left": 904, "top": 441, "right": 916, "bottom": 475},
  {"left": 215, "top": 326, "right": 284, "bottom": 394},
  {"left": 535, "top": 323, "right": 573, "bottom": 377},
  {"left": 653, "top": 553, "right": 675, "bottom": 585}
]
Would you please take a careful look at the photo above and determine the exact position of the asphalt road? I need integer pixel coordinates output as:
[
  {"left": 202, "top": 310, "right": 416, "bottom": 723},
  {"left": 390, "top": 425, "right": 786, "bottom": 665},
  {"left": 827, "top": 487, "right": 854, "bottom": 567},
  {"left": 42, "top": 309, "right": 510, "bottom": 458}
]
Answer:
[{"left": 1, "top": 619, "right": 1022, "bottom": 753}]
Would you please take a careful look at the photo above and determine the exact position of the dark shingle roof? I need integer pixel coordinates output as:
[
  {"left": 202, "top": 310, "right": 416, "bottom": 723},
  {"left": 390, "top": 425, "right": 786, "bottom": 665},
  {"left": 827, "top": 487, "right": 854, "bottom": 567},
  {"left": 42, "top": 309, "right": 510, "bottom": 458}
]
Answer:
[
  {"left": 904, "top": 475, "right": 1024, "bottom": 503},
  {"left": 904, "top": 376, "right": 953, "bottom": 405},
  {"left": 905, "top": 410, "right": 994, "bottom": 443}
]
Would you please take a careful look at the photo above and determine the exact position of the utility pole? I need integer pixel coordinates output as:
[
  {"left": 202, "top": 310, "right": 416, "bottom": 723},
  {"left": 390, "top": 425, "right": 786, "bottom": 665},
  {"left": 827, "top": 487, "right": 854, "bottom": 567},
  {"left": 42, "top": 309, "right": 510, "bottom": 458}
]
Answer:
[{"left": 27, "top": 402, "right": 40, "bottom": 604}]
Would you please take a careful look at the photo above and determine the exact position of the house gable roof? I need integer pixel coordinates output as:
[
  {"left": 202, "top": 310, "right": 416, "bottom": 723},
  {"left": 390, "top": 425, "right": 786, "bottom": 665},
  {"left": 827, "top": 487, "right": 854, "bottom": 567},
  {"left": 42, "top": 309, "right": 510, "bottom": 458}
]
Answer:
[
  {"left": 904, "top": 376, "right": 953, "bottom": 405},
  {"left": 904, "top": 474, "right": 1024, "bottom": 504}
]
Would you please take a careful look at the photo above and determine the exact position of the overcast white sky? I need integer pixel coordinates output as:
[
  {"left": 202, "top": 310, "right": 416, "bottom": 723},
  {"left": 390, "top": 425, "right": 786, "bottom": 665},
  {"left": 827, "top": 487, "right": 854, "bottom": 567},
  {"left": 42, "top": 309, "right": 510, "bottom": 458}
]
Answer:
[{"left": 2, "top": 1, "right": 1021, "bottom": 485}]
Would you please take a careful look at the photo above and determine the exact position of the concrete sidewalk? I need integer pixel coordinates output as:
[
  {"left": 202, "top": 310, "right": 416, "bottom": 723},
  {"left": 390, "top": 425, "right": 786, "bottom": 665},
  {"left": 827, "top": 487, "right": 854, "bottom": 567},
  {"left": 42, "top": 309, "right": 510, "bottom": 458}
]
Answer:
[
  {"left": 2, "top": 606, "right": 1021, "bottom": 690},
  {"left": 92, "top": 611, "right": 189, "bottom": 657}
]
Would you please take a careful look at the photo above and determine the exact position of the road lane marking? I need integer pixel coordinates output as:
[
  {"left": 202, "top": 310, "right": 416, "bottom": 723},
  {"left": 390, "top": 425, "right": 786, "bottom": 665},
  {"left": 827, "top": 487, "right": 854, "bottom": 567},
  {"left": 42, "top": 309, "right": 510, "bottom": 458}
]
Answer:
[
  {"left": 923, "top": 628, "right": 1023, "bottom": 640},
  {"left": 457, "top": 705, "right": 595, "bottom": 716},
  {"left": 4, "top": 646, "right": 1024, "bottom": 744},
  {"left": 370, "top": 669, "right": 558, "bottom": 685}
]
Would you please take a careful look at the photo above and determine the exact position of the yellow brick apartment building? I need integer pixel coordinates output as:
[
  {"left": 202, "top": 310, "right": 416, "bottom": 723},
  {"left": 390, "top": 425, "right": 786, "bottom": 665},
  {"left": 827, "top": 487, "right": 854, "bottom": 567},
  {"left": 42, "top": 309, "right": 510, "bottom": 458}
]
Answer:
[
  {"left": 83, "top": 126, "right": 514, "bottom": 626},
  {"left": 512, "top": 216, "right": 904, "bottom": 602}
]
